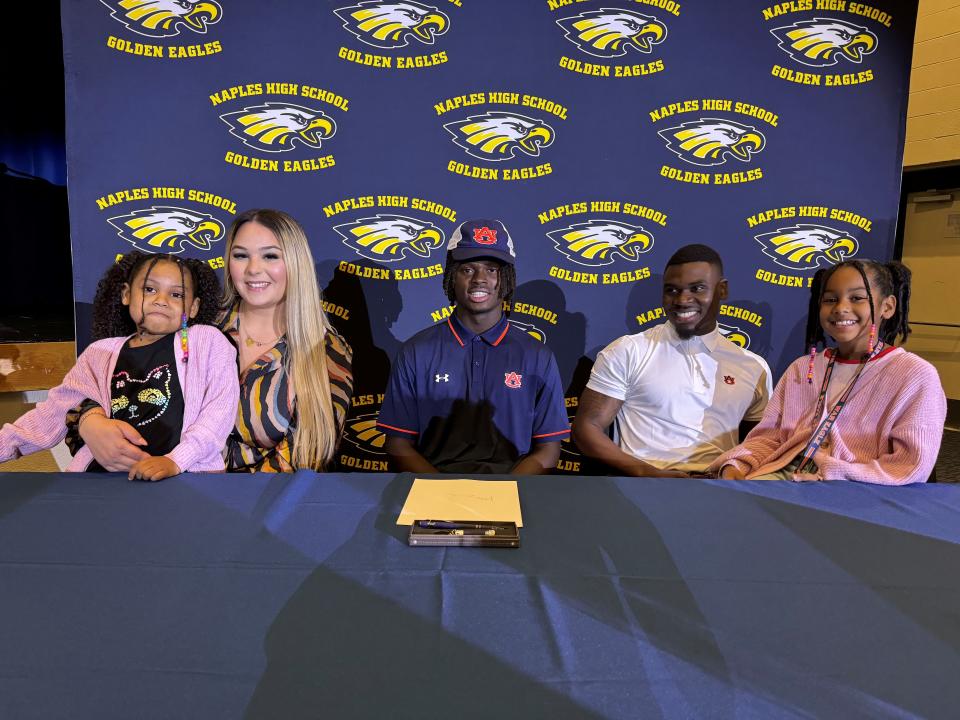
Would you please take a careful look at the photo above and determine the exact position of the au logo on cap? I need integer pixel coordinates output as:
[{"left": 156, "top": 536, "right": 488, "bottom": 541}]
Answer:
[{"left": 473, "top": 227, "right": 497, "bottom": 245}]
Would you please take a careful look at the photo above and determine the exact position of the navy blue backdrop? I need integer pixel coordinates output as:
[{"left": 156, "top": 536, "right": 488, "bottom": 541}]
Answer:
[{"left": 62, "top": 0, "right": 917, "bottom": 472}]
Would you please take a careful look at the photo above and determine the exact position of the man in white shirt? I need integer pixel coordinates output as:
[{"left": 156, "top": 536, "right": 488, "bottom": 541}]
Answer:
[{"left": 572, "top": 244, "right": 772, "bottom": 477}]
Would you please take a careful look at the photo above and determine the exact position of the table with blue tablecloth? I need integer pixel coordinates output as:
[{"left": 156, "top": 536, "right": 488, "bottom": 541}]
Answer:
[{"left": 1, "top": 472, "right": 958, "bottom": 719}]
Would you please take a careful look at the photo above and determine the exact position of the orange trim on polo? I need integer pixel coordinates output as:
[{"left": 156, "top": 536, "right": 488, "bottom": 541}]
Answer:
[
  {"left": 446, "top": 318, "right": 464, "bottom": 347},
  {"left": 492, "top": 322, "right": 510, "bottom": 346},
  {"left": 532, "top": 429, "right": 570, "bottom": 439},
  {"left": 376, "top": 422, "right": 419, "bottom": 435}
]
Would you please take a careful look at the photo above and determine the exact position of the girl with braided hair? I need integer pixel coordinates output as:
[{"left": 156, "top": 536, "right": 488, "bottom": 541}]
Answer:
[
  {"left": 1, "top": 252, "right": 238, "bottom": 481},
  {"left": 711, "top": 259, "right": 946, "bottom": 484}
]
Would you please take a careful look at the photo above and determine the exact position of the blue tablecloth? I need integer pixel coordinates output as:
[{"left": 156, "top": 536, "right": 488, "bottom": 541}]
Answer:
[{"left": 1, "top": 472, "right": 958, "bottom": 719}]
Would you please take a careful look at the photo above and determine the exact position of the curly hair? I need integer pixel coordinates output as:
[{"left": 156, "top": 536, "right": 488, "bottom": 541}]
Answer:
[
  {"left": 91, "top": 251, "right": 222, "bottom": 341},
  {"left": 804, "top": 259, "right": 912, "bottom": 352},
  {"left": 442, "top": 259, "right": 517, "bottom": 308}
]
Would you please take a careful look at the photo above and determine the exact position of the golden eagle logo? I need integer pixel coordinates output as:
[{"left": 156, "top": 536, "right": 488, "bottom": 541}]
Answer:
[
  {"left": 98, "top": 0, "right": 221, "bottom": 38},
  {"left": 771, "top": 18, "right": 877, "bottom": 68},
  {"left": 755, "top": 224, "right": 859, "bottom": 271},
  {"left": 547, "top": 220, "right": 654, "bottom": 267},
  {"left": 334, "top": 215, "right": 444, "bottom": 262},
  {"left": 444, "top": 112, "right": 555, "bottom": 162},
  {"left": 343, "top": 413, "right": 387, "bottom": 454},
  {"left": 334, "top": 1, "right": 449, "bottom": 49},
  {"left": 556, "top": 9, "right": 667, "bottom": 58},
  {"left": 508, "top": 319, "right": 547, "bottom": 344},
  {"left": 107, "top": 206, "right": 224, "bottom": 254},
  {"left": 718, "top": 324, "right": 751, "bottom": 350},
  {"left": 658, "top": 118, "right": 765, "bottom": 167},
  {"left": 219, "top": 103, "right": 336, "bottom": 153}
]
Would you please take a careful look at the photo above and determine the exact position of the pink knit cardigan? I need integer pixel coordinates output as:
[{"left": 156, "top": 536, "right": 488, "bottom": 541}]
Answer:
[
  {"left": 0, "top": 325, "right": 239, "bottom": 472},
  {"left": 709, "top": 348, "right": 947, "bottom": 484}
]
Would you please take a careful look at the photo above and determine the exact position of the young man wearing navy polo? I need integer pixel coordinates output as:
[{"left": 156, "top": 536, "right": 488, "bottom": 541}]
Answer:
[{"left": 377, "top": 219, "right": 569, "bottom": 474}]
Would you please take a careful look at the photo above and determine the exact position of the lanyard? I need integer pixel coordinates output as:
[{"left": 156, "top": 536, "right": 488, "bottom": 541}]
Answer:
[{"left": 796, "top": 345, "right": 880, "bottom": 474}]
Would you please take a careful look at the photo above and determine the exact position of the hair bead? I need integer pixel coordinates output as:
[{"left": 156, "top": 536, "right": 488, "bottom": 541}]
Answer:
[
  {"left": 180, "top": 312, "right": 189, "bottom": 363},
  {"left": 806, "top": 345, "right": 817, "bottom": 384}
]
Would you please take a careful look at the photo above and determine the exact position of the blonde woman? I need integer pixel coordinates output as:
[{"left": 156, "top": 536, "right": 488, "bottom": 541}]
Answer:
[{"left": 72, "top": 209, "right": 352, "bottom": 472}]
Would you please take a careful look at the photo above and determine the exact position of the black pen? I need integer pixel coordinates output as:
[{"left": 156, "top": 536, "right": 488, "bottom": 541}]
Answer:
[
  {"left": 422, "top": 528, "right": 500, "bottom": 536},
  {"left": 417, "top": 520, "right": 512, "bottom": 530}
]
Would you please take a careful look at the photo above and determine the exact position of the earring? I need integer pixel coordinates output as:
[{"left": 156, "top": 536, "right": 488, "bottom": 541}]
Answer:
[
  {"left": 867, "top": 323, "right": 876, "bottom": 354},
  {"left": 806, "top": 345, "right": 817, "bottom": 384},
  {"left": 180, "top": 312, "right": 189, "bottom": 363}
]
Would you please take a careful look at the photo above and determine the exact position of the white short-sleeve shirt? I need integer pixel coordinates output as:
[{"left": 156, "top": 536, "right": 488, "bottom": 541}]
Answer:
[{"left": 586, "top": 322, "right": 772, "bottom": 472}]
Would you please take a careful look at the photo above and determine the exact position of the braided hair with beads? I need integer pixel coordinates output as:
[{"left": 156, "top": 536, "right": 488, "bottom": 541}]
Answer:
[{"left": 803, "top": 259, "right": 912, "bottom": 381}]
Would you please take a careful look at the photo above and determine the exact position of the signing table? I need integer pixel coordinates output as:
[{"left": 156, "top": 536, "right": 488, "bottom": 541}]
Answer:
[{"left": 1, "top": 472, "right": 958, "bottom": 719}]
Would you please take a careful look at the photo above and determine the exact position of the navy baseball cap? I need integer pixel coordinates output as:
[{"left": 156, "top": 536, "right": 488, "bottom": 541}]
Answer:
[{"left": 446, "top": 219, "right": 516, "bottom": 265}]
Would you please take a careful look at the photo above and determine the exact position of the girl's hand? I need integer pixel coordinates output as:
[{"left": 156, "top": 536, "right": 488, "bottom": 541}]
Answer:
[
  {"left": 791, "top": 472, "right": 820, "bottom": 482},
  {"left": 79, "top": 413, "right": 150, "bottom": 471},
  {"left": 720, "top": 465, "right": 746, "bottom": 480},
  {"left": 128, "top": 456, "right": 180, "bottom": 482}
]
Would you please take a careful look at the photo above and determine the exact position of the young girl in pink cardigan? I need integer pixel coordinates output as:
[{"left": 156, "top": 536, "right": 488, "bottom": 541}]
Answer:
[
  {"left": 0, "top": 252, "right": 238, "bottom": 481},
  {"left": 712, "top": 260, "right": 946, "bottom": 484}
]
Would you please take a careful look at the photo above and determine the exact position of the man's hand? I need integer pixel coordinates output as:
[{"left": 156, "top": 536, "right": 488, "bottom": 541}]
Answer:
[
  {"left": 128, "top": 456, "right": 180, "bottom": 482},
  {"left": 79, "top": 413, "right": 150, "bottom": 471},
  {"left": 646, "top": 467, "right": 690, "bottom": 478}
]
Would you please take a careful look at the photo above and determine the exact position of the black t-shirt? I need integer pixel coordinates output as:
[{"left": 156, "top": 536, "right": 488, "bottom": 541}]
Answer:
[{"left": 88, "top": 334, "right": 184, "bottom": 472}]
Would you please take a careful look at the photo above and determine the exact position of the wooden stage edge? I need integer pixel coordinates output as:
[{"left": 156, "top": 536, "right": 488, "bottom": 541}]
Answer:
[{"left": 0, "top": 341, "right": 76, "bottom": 392}]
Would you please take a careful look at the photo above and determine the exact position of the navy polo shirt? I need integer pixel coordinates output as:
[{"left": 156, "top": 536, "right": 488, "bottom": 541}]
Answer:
[{"left": 378, "top": 313, "right": 570, "bottom": 473}]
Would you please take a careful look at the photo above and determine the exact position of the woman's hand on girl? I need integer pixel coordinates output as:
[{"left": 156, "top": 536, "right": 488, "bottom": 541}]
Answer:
[
  {"left": 127, "top": 456, "right": 180, "bottom": 482},
  {"left": 79, "top": 413, "right": 150, "bottom": 471}
]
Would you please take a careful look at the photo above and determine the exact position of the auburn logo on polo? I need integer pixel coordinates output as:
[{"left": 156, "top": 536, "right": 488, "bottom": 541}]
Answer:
[
  {"left": 504, "top": 372, "right": 523, "bottom": 389},
  {"left": 219, "top": 103, "right": 336, "bottom": 153},
  {"left": 755, "top": 224, "right": 859, "bottom": 270},
  {"left": 444, "top": 112, "right": 555, "bottom": 162},
  {"left": 547, "top": 220, "right": 654, "bottom": 267},
  {"left": 107, "top": 206, "right": 224, "bottom": 254},
  {"left": 333, "top": 215, "right": 444, "bottom": 262},
  {"left": 771, "top": 18, "right": 878, "bottom": 68},
  {"left": 508, "top": 319, "right": 546, "bottom": 344},
  {"left": 99, "top": 0, "right": 221, "bottom": 38},
  {"left": 342, "top": 413, "right": 387, "bottom": 454},
  {"left": 334, "top": 1, "right": 449, "bottom": 48},
  {"left": 658, "top": 119, "right": 765, "bottom": 167},
  {"left": 718, "top": 323, "right": 751, "bottom": 350},
  {"left": 556, "top": 9, "right": 667, "bottom": 58}
]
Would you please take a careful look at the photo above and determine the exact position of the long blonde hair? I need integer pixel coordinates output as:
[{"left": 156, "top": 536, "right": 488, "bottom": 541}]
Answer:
[{"left": 223, "top": 209, "right": 338, "bottom": 470}]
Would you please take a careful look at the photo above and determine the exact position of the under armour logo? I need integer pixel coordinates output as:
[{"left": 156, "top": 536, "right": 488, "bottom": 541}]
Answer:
[
  {"left": 504, "top": 371, "right": 522, "bottom": 389},
  {"left": 473, "top": 226, "right": 497, "bottom": 245},
  {"left": 435, "top": 373, "right": 450, "bottom": 382},
  {"left": 723, "top": 375, "right": 736, "bottom": 385}
]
